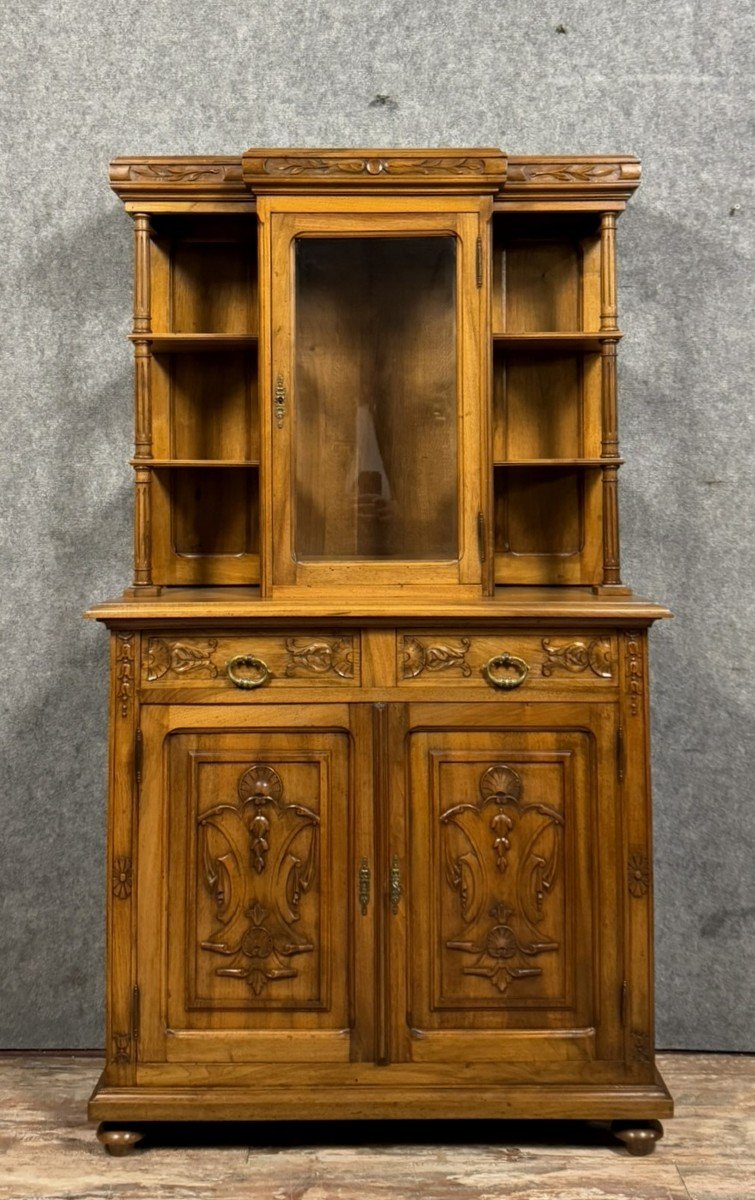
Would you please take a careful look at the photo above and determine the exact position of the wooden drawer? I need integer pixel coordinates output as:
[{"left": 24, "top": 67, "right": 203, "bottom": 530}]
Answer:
[
  {"left": 397, "top": 630, "right": 618, "bottom": 692},
  {"left": 141, "top": 631, "right": 360, "bottom": 691}
]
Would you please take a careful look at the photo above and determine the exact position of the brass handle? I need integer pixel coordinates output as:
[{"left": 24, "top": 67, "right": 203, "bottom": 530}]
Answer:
[
  {"left": 389, "top": 854, "right": 402, "bottom": 915},
  {"left": 274, "top": 374, "right": 286, "bottom": 429},
  {"left": 226, "top": 654, "right": 271, "bottom": 690},
  {"left": 358, "top": 857, "right": 370, "bottom": 916},
  {"left": 482, "top": 652, "right": 529, "bottom": 691}
]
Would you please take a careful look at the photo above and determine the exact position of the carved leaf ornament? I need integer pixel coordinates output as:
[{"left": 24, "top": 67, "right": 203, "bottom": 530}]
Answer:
[
  {"left": 441, "top": 764, "right": 564, "bottom": 994},
  {"left": 199, "top": 764, "right": 319, "bottom": 997}
]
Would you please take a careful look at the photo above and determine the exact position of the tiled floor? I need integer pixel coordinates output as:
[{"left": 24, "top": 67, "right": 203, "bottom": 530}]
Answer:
[{"left": 0, "top": 1053, "right": 753, "bottom": 1199}]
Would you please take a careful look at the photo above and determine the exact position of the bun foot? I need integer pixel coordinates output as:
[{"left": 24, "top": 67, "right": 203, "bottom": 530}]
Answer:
[
  {"left": 96, "top": 1123, "right": 145, "bottom": 1156},
  {"left": 611, "top": 1119, "right": 664, "bottom": 1156}
]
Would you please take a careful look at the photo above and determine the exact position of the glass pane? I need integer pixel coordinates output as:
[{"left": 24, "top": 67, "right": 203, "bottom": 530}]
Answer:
[{"left": 294, "top": 236, "right": 458, "bottom": 561}]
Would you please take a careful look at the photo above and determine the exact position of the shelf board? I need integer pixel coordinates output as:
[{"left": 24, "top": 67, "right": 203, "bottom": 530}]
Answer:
[
  {"left": 131, "top": 459, "right": 260, "bottom": 468},
  {"left": 129, "top": 333, "right": 258, "bottom": 352},
  {"left": 494, "top": 458, "right": 624, "bottom": 468},
  {"left": 492, "top": 332, "right": 622, "bottom": 352}
]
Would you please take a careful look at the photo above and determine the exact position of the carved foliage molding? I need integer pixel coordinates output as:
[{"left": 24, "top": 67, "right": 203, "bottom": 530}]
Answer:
[
  {"left": 441, "top": 764, "right": 564, "bottom": 994},
  {"left": 508, "top": 162, "right": 622, "bottom": 183},
  {"left": 284, "top": 637, "right": 354, "bottom": 679},
  {"left": 541, "top": 637, "right": 613, "bottom": 679},
  {"left": 247, "top": 155, "right": 491, "bottom": 178},
  {"left": 631, "top": 1028, "right": 652, "bottom": 1062},
  {"left": 147, "top": 638, "right": 218, "bottom": 681},
  {"left": 402, "top": 636, "right": 472, "bottom": 679},
  {"left": 198, "top": 764, "right": 319, "bottom": 997},
  {"left": 624, "top": 633, "right": 643, "bottom": 715},
  {"left": 110, "top": 160, "right": 243, "bottom": 184},
  {"left": 115, "top": 633, "right": 134, "bottom": 719},
  {"left": 112, "top": 1032, "right": 131, "bottom": 1064}
]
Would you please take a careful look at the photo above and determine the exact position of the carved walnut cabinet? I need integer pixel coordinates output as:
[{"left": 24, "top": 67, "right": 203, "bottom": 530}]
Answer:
[{"left": 87, "top": 148, "right": 672, "bottom": 1157}]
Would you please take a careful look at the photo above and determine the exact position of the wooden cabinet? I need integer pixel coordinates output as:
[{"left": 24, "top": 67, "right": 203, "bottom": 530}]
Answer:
[{"left": 89, "top": 148, "right": 671, "bottom": 1157}]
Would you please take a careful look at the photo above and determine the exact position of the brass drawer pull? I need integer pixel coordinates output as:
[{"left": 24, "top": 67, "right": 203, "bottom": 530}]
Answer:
[
  {"left": 226, "top": 654, "right": 271, "bottom": 690},
  {"left": 482, "top": 652, "right": 529, "bottom": 691},
  {"left": 358, "top": 857, "right": 370, "bottom": 916},
  {"left": 389, "top": 854, "right": 402, "bottom": 915}
]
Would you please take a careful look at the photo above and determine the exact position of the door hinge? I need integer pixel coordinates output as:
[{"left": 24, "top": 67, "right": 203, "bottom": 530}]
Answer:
[
  {"left": 477, "top": 511, "right": 487, "bottom": 563},
  {"left": 134, "top": 728, "right": 143, "bottom": 788},
  {"left": 475, "top": 236, "right": 483, "bottom": 288},
  {"left": 620, "top": 979, "right": 629, "bottom": 1026},
  {"left": 616, "top": 726, "right": 625, "bottom": 782},
  {"left": 131, "top": 984, "right": 140, "bottom": 1044}
]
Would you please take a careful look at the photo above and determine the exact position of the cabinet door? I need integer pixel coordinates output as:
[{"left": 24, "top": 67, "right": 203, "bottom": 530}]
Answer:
[
  {"left": 394, "top": 702, "right": 624, "bottom": 1082},
  {"left": 264, "top": 200, "right": 489, "bottom": 596},
  {"left": 136, "top": 704, "right": 373, "bottom": 1078}
]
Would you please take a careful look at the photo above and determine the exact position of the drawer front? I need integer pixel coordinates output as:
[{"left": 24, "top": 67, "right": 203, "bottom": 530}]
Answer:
[
  {"left": 142, "top": 632, "right": 360, "bottom": 691},
  {"left": 397, "top": 630, "right": 618, "bottom": 692}
]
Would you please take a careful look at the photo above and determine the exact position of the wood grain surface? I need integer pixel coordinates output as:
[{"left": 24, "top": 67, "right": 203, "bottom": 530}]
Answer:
[{"left": 0, "top": 1053, "right": 750, "bottom": 1199}]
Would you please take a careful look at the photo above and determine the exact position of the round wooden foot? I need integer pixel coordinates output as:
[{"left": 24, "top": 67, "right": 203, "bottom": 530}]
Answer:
[
  {"left": 611, "top": 1120, "right": 664, "bottom": 1156},
  {"left": 96, "top": 1123, "right": 145, "bottom": 1156}
]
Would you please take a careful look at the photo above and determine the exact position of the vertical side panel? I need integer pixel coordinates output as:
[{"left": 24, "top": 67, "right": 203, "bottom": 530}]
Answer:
[
  {"left": 135, "top": 705, "right": 171, "bottom": 1063},
  {"left": 104, "top": 631, "right": 139, "bottom": 1085},
  {"left": 621, "top": 629, "right": 656, "bottom": 1080}
]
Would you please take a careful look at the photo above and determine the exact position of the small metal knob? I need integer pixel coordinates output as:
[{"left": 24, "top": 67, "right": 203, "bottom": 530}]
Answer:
[
  {"left": 226, "top": 654, "right": 271, "bottom": 690},
  {"left": 482, "top": 652, "right": 529, "bottom": 691}
]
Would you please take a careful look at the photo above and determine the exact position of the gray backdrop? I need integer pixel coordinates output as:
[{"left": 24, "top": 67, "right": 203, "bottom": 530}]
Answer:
[{"left": 1, "top": 0, "right": 753, "bottom": 1050}]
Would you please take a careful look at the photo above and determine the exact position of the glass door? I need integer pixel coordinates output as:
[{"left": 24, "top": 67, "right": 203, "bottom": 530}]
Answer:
[{"left": 267, "top": 205, "right": 488, "bottom": 595}]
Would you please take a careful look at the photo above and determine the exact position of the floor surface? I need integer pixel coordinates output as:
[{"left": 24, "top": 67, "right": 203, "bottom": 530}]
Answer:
[{"left": 0, "top": 1053, "right": 753, "bottom": 1199}]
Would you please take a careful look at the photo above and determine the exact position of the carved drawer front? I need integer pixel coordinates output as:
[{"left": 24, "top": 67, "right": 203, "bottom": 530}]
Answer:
[
  {"left": 398, "top": 630, "right": 617, "bottom": 692},
  {"left": 142, "top": 632, "right": 360, "bottom": 690}
]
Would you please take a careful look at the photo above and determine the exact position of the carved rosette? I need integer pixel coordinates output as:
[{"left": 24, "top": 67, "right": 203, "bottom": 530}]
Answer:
[
  {"left": 284, "top": 637, "right": 354, "bottom": 679},
  {"left": 628, "top": 850, "right": 650, "bottom": 898},
  {"left": 199, "top": 764, "right": 319, "bottom": 997},
  {"left": 112, "top": 857, "right": 133, "bottom": 900},
  {"left": 402, "top": 636, "right": 472, "bottom": 679},
  {"left": 441, "top": 764, "right": 563, "bottom": 994},
  {"left": 146, "top": 638, "right": 218, "bottom": 681},
  {"left": 115, "top": 634, "right": 134, "bottom": 718},
  {"left": 624, "top": 633, "right": 643, "bottom": 715},
  {"left": 541, "top": 638, "right": 613, "bottom": 679}
]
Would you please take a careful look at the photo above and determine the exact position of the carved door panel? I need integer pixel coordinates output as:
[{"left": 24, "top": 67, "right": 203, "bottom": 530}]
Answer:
[
  {"left": 136, "top": 705, "right": 370, "bottom": 1074},
  {"left": 398, "top": 703, "right": 623, "bottom": 1079}
]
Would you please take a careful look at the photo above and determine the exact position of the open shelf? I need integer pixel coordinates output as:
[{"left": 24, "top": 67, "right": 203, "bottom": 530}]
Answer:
[
  {"left": 151, "top": 465, "right": 260, "bottom": 586},
  {"left": 493, "top": 464, "right": 602, "bottom": 585},
  {"left": 133, "top": 333, "right": 258, "bottom": 352},
  {"left": 494, "top": 458, "right": 622, "bottom": 468},
  {"left": 492, "top": 332, "right": 620, "bottom": 352},
  {"left": 134, "top": 459, "right": 259, "bottom": 468}
]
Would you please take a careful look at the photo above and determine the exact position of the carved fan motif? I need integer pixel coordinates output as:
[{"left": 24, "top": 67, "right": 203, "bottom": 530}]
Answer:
[
  {"left": 198, "top": 764, "right": 319, "bottom": 997},
  {"left": 441, "top": 763, "right": 564, "bottom": 994}
]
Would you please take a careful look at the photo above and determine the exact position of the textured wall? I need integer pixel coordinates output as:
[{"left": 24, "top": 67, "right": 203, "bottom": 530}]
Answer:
[{"left": 0, "top": 0, "right": 752, "bottom": 1050}]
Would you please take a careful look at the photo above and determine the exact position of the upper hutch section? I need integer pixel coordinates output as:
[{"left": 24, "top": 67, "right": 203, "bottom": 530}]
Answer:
[{"left": 110, "top": 148, "right": 640, "bottom": 600}]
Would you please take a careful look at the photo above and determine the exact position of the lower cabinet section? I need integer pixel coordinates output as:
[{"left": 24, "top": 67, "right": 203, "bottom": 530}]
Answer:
[{"left": 92, "top": 626, "right": 672, "bottom": 1148}]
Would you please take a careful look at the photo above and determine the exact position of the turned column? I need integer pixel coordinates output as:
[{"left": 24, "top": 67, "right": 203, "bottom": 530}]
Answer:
[
  {"left": 131, "top": 213, "right": 153, "bottom": 589},
  {"left": 599, "top": 212, "right": 623, "bottom": 588}
]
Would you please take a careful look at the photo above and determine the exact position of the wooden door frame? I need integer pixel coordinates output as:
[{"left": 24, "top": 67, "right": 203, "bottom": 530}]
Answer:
[
  {"left": 386, "top": 700, "right": 626, "bottom": 1077},
  {"left": 134, "top": 702, "right": 377, "bottom": 1078},
  {"left": 257, "top": 196, "right": 491, "bottom": 599}
]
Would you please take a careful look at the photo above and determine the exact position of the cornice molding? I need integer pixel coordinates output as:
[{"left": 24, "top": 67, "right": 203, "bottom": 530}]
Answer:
[{"left": 108, "top": 150, "right": 641, "bottom": 208}]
